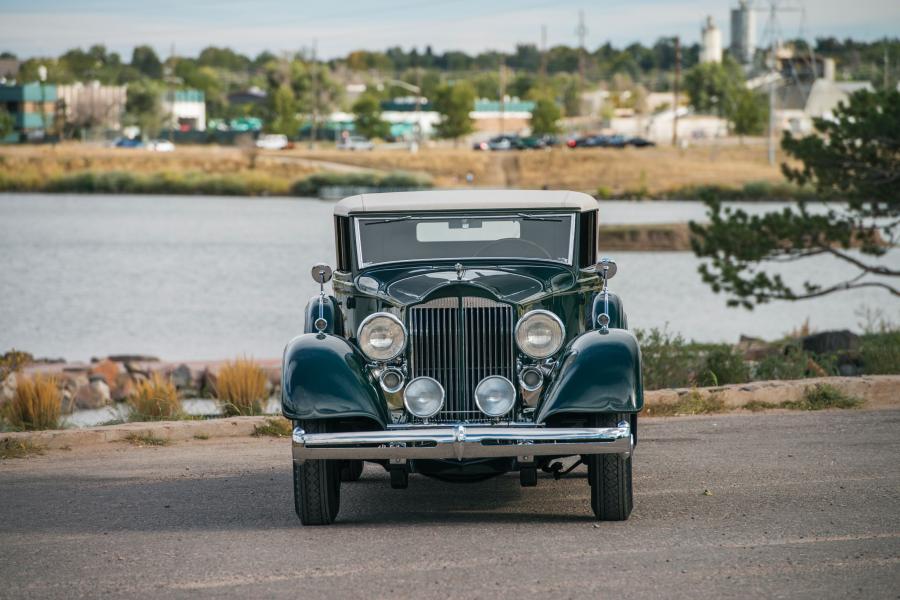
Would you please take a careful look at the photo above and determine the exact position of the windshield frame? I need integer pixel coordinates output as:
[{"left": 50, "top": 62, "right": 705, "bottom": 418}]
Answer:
[{"left": 352, "top": 212, "right": 577, "bottom": 269}]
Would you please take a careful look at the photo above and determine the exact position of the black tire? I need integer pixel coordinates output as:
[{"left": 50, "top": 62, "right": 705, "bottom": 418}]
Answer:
[
  {"left": 293, "top": 420, "right": 341, "bottom": 525},
  {"left": 587, "top": 413, "right": 633, "bottom": 521},
  {"left": 341, "top": 460, "right": 364, "bottom": 482}
]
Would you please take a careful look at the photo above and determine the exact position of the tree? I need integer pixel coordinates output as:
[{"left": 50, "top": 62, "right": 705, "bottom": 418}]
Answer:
[
  {"left": 269, "top": 84, "right": 298, "bottom": 137},
  {"left": 689, "top": 89, "right": 900, "bottom": 308},
  {"left": 683, "top": 56, "right": 744, "bottom": 114},
  {"left": 729, "top": 87, "right": 768, "bottom": 137},
  {"left": 529, "top": 97, "right": 561, "bottom": 135},
  {"left": 433, "top": 82, "right": 475, "bottom": 142},
  {"left": 125, "top": 80, "right": 166, "bottom": 138},
  {"left": 131, "top": 46, "right": 163, "bottom": 79},
  {"left": 351, "top": 93, "right": 390, "bottom": 139},
  {"left": 0, "top": 107, "right": 14, "bottom": 139}
]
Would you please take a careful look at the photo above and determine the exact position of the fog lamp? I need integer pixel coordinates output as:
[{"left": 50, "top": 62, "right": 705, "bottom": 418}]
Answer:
[
  {"left": 475, "top": 376, "right": 516, "bottom": 417},
  {"left": 379, "top": 368, "right": 405, "bottom": 394},
  {"left": 403, "top": 376, "right": 444, "bottom": 418}
]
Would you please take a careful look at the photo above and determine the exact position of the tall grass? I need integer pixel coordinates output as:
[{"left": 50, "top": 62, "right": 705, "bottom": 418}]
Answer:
[
  {"left": 215, "top": 359, "right": 269, "bottom": 416},
  {"left": 4, "top": 375, "right": 61, "bottom": 431},
  {"left": 128, "top": 373, "right": 182, "bottom": 421}
]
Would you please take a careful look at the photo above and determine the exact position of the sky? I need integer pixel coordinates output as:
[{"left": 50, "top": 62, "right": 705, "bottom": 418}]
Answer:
[{"left": 1, "top": 0, "right": 898, "bottom": 60}]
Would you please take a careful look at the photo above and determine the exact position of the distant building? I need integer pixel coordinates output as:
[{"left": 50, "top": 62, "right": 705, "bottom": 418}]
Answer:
[
  {"left": 162, "top": 89, "right": 206, "bottom": 132},
  {"left": 700, "top": 16, "right": 723, "bottom": 64},
  {"left": 730, "top": 0, "right": 756, "bottom": 64},
  {"left": 227, "top": 86, "right": 267, "bottom": 107},
  {"left": 0, "top": 82, "right": 57, "bottom": 142},
  {"left": 0, "top": 58, "right": 19, "bottom": 81},
  {"left": 470, "top": 98, "right": 535, "bottom": 135},
  {"left": 57, "top": 82, "right": 127, "bottom": 132}
]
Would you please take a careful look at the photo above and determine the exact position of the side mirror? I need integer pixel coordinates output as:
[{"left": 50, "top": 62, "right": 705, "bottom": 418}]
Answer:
[
  {"left": 596, "top": 257, "right": 617, "bottom": 280},
  {"left": 311, "top": 264, "right": 333, "bottom": 285}
]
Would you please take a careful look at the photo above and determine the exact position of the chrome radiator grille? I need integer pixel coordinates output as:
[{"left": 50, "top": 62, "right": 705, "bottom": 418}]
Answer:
[{"left": 408, "top": 297, "right": 516, "bottom": 421}]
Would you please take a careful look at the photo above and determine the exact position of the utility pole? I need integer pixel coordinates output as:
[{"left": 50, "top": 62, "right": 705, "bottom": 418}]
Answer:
[
  {"left": 766, "top": 2, "right": 778, "bottom": 166},
  {"left": 499, "top": 56, "right": 507, "bottom": 134},
  {"left": 575, "top": 11, "right": 588, "bottom": 85},
  {"left": 539, "top": 24, "right": 547, "bottom": 79},
  {"left": 414, "top": 66, "right": 422, "bottom": 149},
  {"left": 884, "top": 45, "right": 890, "bottom": 90},
  {"left": 309, "top": 39, "right": 318, "bottom": 150},
  {"left": 672, "top": 36, "right": 680, "bottom": 147}
]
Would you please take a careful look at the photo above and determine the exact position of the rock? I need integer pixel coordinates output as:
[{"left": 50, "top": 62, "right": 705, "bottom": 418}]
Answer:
[
  {"left": 89, "top": 359, "right": 122, "bottom": 388},
  {"left": 1, "top": 372, "right": 18, "bottom": 407},
  {"left": 736, "top": 336, "right": 772, "bottom": 361},
  {"left": 199, "top": 368, "right": 217, "bottom": 396},
  {"left": 108, "top": 354, "right": 160, "bottom": 363},
  {"left": 124, "top": 362, "right": 150, "bottom": 379},
  {"left": 111, "top": 373, "right": 135, "bottom": 402},
  {"left": 74, "top": 379, "right": 111, "bottom": 409},
  {"left": 169, "top": 364, "right": 193, "bottom": 389},
  {"left": 802, "top": 330, "right": 860, "bottom": 355},
  {"left": 60, "top": 388, "right": 76, "bottom": 414}
]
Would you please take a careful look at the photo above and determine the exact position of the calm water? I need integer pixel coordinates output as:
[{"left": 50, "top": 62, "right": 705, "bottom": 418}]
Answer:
[{"left": 1, "top": 193, "right": 897, "bottom": 361}]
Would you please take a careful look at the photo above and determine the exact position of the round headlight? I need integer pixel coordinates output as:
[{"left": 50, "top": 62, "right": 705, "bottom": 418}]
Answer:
[
  {"left": 357, "top": 313, "right": 407, "bottom": 361},
  {"left": 515, "top": 310, "right": 565, "bottom": 359},
  {"left": 403, "top": 376, "right": 444, "bottom": 418},
  {"left": 475, "top": 376, "right": 516, "bottom": 417}
]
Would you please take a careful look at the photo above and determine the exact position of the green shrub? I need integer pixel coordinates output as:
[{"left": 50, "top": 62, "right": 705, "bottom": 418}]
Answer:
[
  {"left": 635, "top": 327, "right": 701, "bottom": 390},
  {"left": 645, "top": 390, "right": 725, "bottom": 416},
  {"left": 754, "top": 345, "right": 810, "bottom": 381},
  {"left": 290, "top": 171, "right": 431, "bottom": 197},
  {"left": 789, "top": 383, "right": 862, "bottom": 410},
  {"left": 697, "top": 345, "right": 750, "bottom": 386},
  {"left": 859, "top": 331, "right": 900, "bottom": 374}
]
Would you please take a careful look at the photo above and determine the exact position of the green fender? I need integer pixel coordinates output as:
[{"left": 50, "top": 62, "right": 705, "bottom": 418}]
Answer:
[
  {"left": 535, "top": 328, "right": 643, "bottom": 423},
  {"left": 281, "top": 333, "right": 389, "bottom": 427}
]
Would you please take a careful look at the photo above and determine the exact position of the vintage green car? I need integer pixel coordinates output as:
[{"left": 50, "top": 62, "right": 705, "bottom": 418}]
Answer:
[{"left": 283, "top": 190, "right": 642, "bottom": 525}]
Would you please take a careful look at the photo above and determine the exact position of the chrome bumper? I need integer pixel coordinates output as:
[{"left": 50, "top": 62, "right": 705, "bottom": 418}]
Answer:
[{"left": 291, "top": 421, "right": 633, "bottom": 462}]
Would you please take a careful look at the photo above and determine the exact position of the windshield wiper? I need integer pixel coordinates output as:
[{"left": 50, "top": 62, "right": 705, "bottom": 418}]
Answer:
[
  {"left": 363, "top": 216, "right": 413, "bottom": 225},
  {"left": 516, "top": 213, "right": 562, "bottom": 222}
]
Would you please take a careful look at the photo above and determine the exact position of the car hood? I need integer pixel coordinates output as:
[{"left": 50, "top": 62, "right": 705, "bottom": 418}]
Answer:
[{"left": 355, "top": 263, "right": 579, "bottom": 305}]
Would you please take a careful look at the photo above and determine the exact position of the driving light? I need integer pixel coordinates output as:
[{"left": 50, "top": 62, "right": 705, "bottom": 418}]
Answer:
[
  {"left": 475, "top": 376, "right": 516, "bottom": 417},
  {"left": 357, "top": 313, "right": 407, "bottom": 361},
  {"left": 515, "top": 310, "right": 565, "bottom": 359},
  {"left": 403, "top": 376, "right": 444, "bottom": 418},
  {"left": 379, "top": 368, "right": 405, "bottom": 394}
]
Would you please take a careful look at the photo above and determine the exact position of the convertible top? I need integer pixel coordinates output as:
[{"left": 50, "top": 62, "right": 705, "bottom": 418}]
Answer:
[{"left": 334, "top": 189, "right": 598, "bottom": 216}]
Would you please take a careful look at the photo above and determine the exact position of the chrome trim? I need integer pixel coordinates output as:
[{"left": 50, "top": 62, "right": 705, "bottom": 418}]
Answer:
[
  {"left": 518, "top": 367, "right": 544, "bottom": 392},
  {"left": 379, "top": 368, "right": 405, "bottom": 394},
  {"left": 356, "top": 312, "right": 408, "bottom": 361},
  {"left": 402, "top": 376, "right": 445, "bottom": 418},
  {"left": 292, "top": 421, "right": 633, "bottom": 462},
  {"left": 514, "top": 309, "right": 566, "bottom": 359}
]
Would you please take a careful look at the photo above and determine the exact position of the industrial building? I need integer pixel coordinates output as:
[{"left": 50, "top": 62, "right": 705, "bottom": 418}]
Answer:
[
  {"left": 57, "top": 82, "right": 127, "bottom": 134},
  {"left": 162, "top": 89, "right": 206, "bottom": 132},
  {"left": 0, "top": 82, "right": 57, "bottom": 142},
  {"left": 700, "top": 16, "right": 723, "bottom": 64},
  {"left": 730, "top": 0, "right": 756, "bottom": 64}
]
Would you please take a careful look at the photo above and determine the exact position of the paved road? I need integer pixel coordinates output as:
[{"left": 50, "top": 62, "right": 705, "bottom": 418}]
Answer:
[{"left": 1, "top": 410, "right": 898, "bottom": 599}]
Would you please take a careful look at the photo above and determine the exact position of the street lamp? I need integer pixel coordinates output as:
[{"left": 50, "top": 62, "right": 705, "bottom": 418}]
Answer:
[
  {"left": 381, "top": 77, "right": 422, "bottom": 152},
  {"left": 38, "top": 65, "right": 47, "bottom": 138}
]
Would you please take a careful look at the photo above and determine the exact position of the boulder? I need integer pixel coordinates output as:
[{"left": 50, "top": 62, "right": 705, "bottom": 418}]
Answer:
[
  {"left": 60, "top": 388, "right": 76, "bottom": 414},
  {"left": 802, "top": 330, "right": 860, "bottom": 355},
  {"left": 111, "top": 373, "right": 136, "bottom": 402},
  {"left": 89, "top": 359, "right": 122, "bottom": 388},
  {"left": 199, "top": 368, "right": 217, "bottom": 396},
  {"left": 74, "top": 379, "right": 111, "bottom": 410},
  {"left": 108, "top": 354, "right": 160, "bottom": 363},
  {"left": 0, "top": 372, "right": 17, "bottom": 407},
  {"left": 169, "top": 364, "right": 193, "bottom": 389},
  {"left": 736, "top": 335, "right": 772, "bottom": 361}
]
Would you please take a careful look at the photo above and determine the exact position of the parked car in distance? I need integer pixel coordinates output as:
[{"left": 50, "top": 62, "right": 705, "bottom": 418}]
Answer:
[
  {"left": 606, "top": 134, "right": 628, "bottom": 148},
  {"left": 337, "top": 135, "right": 375, "bottom": 151},
  {"left": 473, "top": 135, "right": 523, "bottom": 151},
  {"left": 284, "top": 190, "right": 642, "bottom": 525},
  {"left": 519, "top": 134, "right": 558, "bottom": 149},
  {"left": 113, "top": 137, "right": 144, "bottom": 149},
  {"left": 256, "top": 134, "right": 290, "bottom": 150},
  {"left": 147, "top": 139, "right": 175, "bottom": 152},
  {"left": 628, "top": 136, "right": 656, "bottom": 147}
]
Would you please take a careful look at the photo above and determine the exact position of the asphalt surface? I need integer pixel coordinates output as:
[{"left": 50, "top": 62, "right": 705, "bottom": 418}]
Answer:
[{"left": 1, "top": 410, "right": 898, "bottom": 600}]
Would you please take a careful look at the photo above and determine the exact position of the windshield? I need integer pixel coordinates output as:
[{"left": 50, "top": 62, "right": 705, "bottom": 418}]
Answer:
[{"left": 354, "top": 213, "right": 575, "bottom": 267}]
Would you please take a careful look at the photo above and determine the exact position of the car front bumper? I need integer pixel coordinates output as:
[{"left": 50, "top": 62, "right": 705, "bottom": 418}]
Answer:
[{"left": 292, "top": 421, "right": 633, "bottom": 463}]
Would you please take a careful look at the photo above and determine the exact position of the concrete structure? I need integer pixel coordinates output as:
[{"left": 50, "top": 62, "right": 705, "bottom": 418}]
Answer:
[
  {"left": 775, "top": 78, "right": 874, "bottom": 135},
  {"left": 470, "top": 98, "right": 535, "bottom": 135},
  {"left": 0, "top": 82, "right": 57, "bottom": 142},
  {"left": 57, "top": 82, "right": 127, "bottom": 132},
  {"left": 730, "top": 0, "right": 756, "bottom": 64},
  {"left": 611, "top": 107, "right": 728, "bottom": 142},
  {"left": 162, "top": 89, "right": 206, "bottom": 132},
  {"left": 700, "top": 16, "right": 723, "bottom": 64}
]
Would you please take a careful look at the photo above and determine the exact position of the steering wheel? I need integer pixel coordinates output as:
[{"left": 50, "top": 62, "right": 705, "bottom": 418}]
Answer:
[{"left": 474, "top": 238, "right": 553, "bottom": 259}]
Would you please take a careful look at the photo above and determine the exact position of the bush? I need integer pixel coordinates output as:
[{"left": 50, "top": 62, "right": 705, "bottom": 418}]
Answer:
[
  {"left": 0, "top": 349, "right": 33, "bottom": 381},
  {"left": 290, "top": 171, "right": 431, "bottom": 197},
  {"left": 216, "top": 358, "right": 269, "bottom": 416},
  {"left": 635, "top": 327, "right": 701, "bottom": 390},
  {"left": 753, "top": 345, "right": 810, "bottom": 381},
  {"left": 698, "top": 345, "right": 750, "bottom": 386},
  {"left": 128, "top": 373, "right": 182, "bottom": 421},
  {"left": 792, "top": 383, "right": 862, "bottom": 410},
  {"left": 4, "top": 375, "right": 61, "bottom": 431},
  {"left": 859, "top": 331, "right": 900, "bottom": 374},
  {"left": 644, "top": 390, "right": 725, "bottom": 416}
]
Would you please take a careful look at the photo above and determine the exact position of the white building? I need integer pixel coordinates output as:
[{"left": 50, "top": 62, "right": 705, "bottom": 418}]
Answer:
[
  {"left": 162, "top": 89, "right": 206, "bottom": 132},
  {"left": 57, "top": 81, "right": 127, "bottom": 131},
  {"left": 730, "top": 0, "right": 756, "bottom": 64},
  {"left": 701, "top": 16, "right": 723, "bottom": 64}
]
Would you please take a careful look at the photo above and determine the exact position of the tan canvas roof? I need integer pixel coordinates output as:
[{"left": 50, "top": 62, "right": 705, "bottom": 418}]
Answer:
[{"left": 334, "top": 190, "right": 598, "bottom": 216}]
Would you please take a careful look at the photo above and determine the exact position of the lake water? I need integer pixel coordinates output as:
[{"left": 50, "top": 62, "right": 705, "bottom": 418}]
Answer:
[{"left": 1, "top": 193, "right": 897, "bottom": 361}]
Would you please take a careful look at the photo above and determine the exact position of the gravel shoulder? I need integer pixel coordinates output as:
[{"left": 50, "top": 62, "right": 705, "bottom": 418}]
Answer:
[{"left": 1, "top": 409, "right": 898, "bottom": 599}]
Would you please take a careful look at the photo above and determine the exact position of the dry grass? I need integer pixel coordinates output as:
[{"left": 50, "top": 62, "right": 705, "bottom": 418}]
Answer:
[
  {"left": 253, "top": 417, "right": 293, "bottom": 437},
  {"left": 3, "top": 375, "right": 61, "bottom": 431},
  {"left": 644, "top": 390, "right": 726, "bottom": 417},
  {"left": 745, "top": 384, "right": 863, "bottom": 412},
  {"left": 128, "top": 373, "right": 183, "bottom": 421},
  {"left": 215, "top": 358, "right": 269, "bottom": 416},
  {"left": 121, "top": 433, "right": 170, "bottom": 446},
  {"left": 0, "top": 438, "right": 44, "bottom": 459}
]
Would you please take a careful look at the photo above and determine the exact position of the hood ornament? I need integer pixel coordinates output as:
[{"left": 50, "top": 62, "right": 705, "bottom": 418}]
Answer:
[{"left": 455, "top": 262, "right": 466, "bottom": 281}]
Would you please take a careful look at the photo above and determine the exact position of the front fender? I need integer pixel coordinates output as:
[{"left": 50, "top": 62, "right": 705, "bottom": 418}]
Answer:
[
  {"left": 535, "top": 328, "right": 643, "bottom": 423},
  {"left": 303, "top": 295, "right": 345, "bottom": 336},
  {"left": 281, "top": 333, "right": 388, "bottom": 427}
]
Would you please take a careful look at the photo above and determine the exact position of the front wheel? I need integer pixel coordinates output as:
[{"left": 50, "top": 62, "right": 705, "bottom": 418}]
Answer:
[
  {"left": 587, "top": 413, "right": 633, "bottom": 521},
  {"left": 293, "top": 420, "right": 341, "bottom": 525}
]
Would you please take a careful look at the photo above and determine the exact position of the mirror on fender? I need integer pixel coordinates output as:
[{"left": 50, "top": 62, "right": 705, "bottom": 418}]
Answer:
[
  {"left": 596, "top": 256, "right": 617, "bottom": 279},
  {"left": 310, "top": 263, "right": 333, "bottom": 285}
]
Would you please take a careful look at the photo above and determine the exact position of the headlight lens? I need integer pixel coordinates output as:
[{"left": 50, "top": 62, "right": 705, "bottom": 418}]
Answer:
[
  {"left": 403, "top": 376, "right": 444, "bottom": 418},
  {"left": 475, "top": 376, "right": 516, "bottom": 417},
  {"left": 515, "top": 310, "right": 565, "bottom": 359},
  {"left": 357, "top": 313, "right": 406, "bottom": 361}
]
